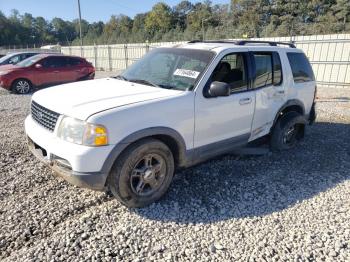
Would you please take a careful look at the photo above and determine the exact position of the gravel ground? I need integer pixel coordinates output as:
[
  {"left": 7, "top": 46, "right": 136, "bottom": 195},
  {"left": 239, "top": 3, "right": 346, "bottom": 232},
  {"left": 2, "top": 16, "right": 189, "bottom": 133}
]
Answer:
[{"left": 0, "top": 81, "right": 349, "bottom": 261}]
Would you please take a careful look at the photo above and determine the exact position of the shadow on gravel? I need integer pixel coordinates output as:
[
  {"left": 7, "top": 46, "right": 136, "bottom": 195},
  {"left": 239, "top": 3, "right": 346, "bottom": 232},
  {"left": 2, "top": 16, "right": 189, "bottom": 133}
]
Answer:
[{"left": 133, "top": 122, "right": 350, "bottom": 224}]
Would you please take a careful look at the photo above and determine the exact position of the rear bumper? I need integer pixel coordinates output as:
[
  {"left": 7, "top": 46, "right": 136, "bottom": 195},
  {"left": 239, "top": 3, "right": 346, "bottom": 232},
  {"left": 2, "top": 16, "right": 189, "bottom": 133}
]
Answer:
[{"left": 308, "top": 102, "right": 316, "bottom": 125}]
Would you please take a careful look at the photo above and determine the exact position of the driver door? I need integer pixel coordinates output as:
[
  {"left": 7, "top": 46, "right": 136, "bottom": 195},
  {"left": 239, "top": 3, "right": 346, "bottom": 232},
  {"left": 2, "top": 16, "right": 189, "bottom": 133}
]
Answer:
[{"left": 194, "top": 50, "right": 255, "bottom": 159}]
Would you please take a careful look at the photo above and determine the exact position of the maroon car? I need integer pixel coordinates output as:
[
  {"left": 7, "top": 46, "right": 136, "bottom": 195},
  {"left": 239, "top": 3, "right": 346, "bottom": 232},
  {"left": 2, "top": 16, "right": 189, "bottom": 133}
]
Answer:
[{"left": 0, "top": 54, "right": 95, "bottom": 94}]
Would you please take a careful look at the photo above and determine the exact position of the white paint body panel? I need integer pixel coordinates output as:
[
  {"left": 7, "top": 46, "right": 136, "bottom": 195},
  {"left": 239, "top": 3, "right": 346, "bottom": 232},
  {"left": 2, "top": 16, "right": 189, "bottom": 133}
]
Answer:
[
  {"left": 193, "top": 48, "right": 255, "bottom": 147},
  {"left": 25, "top": 44, "right": 316, "bottom": 175},
  {"left": 32, "top": 78, "right": 183, "bottom": 120}
]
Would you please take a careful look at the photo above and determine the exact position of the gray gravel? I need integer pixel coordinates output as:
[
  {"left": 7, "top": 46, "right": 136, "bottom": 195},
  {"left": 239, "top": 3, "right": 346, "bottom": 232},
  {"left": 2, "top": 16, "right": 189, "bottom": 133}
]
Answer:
[{"left": 0, "top": 83, "right": 349, "bottom": 261}]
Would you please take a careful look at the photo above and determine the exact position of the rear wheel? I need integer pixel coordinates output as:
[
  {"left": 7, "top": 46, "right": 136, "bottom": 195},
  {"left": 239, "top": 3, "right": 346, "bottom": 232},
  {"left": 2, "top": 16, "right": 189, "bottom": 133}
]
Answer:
[
  {"left": 12, "top": 79, "right": 32, "bottom": 94},
  {"left": 107, "top": 138, "right": 175, "bottom": 208},
  {"left": 270, "top": 111, "right": 305, "bottom": 151}
]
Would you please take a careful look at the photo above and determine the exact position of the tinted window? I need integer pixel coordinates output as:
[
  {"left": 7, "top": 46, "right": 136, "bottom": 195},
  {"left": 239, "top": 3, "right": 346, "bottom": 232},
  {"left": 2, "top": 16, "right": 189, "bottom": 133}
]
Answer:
[
  {"left": 66, "top": 57, "right": 82, "bottom": 66},
  {"left": 212, "top": 53, "right": 247, "bottom": 92},
  {"left": 42, "top": 57, "right": 66, "bottom": 68},
  {"left": 272, "top": 52, "right": 283, "bottom": 85},
  {"left": 287, "top": 53, "right": 315, "bottom": 83},
  {"left": 253, "top": 53, "right": 273, "bottom": 88}
]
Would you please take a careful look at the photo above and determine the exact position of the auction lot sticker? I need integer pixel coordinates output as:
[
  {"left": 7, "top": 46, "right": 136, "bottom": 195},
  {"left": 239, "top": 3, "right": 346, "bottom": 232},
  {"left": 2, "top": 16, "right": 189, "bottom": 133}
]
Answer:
[{"left": 174, "top": 69, "right": 200, "bottom": 79}]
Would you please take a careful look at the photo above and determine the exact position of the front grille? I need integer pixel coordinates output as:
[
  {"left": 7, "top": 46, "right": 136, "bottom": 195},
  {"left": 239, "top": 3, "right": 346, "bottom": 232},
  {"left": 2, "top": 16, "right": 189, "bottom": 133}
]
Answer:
[{"left": 31, "top": 101, "right": 60, "bottom": 132}]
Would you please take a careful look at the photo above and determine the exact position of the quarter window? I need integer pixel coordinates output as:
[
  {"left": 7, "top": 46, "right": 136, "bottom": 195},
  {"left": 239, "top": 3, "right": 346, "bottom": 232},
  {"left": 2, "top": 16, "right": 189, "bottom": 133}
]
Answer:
[{"left": 287, "top": 53, "right": 315, "bottom": 83}]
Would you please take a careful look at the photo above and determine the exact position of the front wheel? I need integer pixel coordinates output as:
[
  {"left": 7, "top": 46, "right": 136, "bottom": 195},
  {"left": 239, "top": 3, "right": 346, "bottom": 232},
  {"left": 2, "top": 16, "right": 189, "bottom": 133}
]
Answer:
[
  {"left": 270, "top": 111, "right": 305, "bottom": 151},
  {"left": 12, "top": 79, "right": 32, "bottom": 94},
  {"left": 107, "top": 138, "right": 175, "bottom": 208}
]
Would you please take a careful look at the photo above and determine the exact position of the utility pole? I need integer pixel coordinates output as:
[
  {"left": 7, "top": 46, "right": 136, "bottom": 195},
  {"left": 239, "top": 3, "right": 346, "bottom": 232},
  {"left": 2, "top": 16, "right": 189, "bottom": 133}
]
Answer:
[
  {"left": 77, "top": 0, "right": 83, "bottom": 55},
  {"left": 202, "top": 18, "right": 210, "bottom": 41}
]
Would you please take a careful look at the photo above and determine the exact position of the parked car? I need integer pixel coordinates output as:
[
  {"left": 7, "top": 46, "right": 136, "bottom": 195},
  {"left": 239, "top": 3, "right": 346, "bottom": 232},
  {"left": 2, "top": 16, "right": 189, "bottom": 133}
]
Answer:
[
  {"left": 25, "top": 40, "right": 317, "bottom": 207},
  {"left": 0, "top": 54, "right": 95, "bottom": 94},
  {"left": 0, "top": 51, "right": 40, "bottom": 66}
]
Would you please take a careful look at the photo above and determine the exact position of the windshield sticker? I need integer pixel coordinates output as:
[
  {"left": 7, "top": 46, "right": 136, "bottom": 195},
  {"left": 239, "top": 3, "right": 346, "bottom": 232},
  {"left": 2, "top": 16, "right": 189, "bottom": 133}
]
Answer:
[{"left": 173, "top": 69, "right": 200, "bottom": 79}]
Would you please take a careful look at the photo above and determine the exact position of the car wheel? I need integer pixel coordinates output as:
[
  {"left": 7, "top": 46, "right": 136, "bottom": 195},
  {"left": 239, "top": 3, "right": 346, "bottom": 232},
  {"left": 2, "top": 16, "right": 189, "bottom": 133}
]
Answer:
[
  {"left": 12, "top": 79, "right": 32, "bottom": 94},
  {"left": 270, "top": 111, "right": 305, "bottom": 151},
  {"left": 107, "top": 138, "right": 175, "bottom": 208}
]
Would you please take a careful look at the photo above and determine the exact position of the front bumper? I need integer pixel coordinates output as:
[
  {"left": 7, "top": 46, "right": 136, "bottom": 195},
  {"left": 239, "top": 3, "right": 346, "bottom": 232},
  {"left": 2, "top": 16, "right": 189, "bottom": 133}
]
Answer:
[
  {"left": 25, "top": 115, "right": 114, "bottom": 191},
  {"left": 0, "top": 75, "right": 11, "bottom": 90}
]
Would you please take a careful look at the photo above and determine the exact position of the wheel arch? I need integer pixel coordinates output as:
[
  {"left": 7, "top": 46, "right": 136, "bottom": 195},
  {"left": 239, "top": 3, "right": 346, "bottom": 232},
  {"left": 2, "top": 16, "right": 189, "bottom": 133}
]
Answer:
[
  {"left": 271, "top": 99, "right": 305, "bottom": 129},
  {"left": 11, "top": 77, "right": 34, "bottom": 91},
  {"left": 101, "top": 127, "right": 189, "bottom": 177}
]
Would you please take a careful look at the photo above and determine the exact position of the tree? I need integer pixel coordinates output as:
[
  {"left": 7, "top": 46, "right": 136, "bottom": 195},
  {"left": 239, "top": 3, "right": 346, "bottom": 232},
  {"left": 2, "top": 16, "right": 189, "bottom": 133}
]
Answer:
[
  {"left": 145, "top": 3, "right": 173, "bottom": 35},
  {"left": 332, "top": 0, "right": 350, "bottom": 30},
  {"left": 173, "top": 0, "right": 193, "bottom": 29}
]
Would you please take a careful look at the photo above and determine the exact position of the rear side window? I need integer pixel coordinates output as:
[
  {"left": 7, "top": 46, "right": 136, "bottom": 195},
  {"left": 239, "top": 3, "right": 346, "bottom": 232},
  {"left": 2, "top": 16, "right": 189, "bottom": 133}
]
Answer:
[
  {"left": 287, "top": 53, "right": 315, "bottom": 83},
  {"left": 253, "top": 52, "right": 283, "bottom": 88},
  {"left": 253, "top": 53, "right": 273, "bottom": 88},
  {"left": 66, "top": 57, "right": 82, "bottom": 66}
]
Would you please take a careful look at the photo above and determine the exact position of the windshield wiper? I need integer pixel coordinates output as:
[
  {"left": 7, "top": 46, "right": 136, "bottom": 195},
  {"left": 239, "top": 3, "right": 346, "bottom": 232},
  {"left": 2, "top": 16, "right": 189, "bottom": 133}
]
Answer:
[
  {"left": 128, "top": 78, "right": 161, "bottom": 88},
  {"left": 113, "top": 75, "right": 128, "bottom": 81}
]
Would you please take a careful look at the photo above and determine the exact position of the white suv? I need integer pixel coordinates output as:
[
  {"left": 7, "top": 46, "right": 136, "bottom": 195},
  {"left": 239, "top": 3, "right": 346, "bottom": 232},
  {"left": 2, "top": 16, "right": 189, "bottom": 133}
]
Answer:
[{"left": 25, "top": 40, "right": 317, "bottom": 207}]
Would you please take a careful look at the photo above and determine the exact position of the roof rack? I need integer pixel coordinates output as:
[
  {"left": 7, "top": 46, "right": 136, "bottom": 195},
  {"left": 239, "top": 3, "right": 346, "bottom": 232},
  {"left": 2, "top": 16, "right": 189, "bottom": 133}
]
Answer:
[
  {"left": 187, "top": 40, "right": 296, "bottom": 48},
  {"left": 236, "top": 40, "right": 296, "bottom": 48}
]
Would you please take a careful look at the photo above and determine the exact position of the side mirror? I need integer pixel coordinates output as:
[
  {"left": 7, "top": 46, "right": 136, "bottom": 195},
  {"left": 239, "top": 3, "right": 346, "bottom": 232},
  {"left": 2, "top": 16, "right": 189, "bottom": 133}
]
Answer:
[
  {"left": 208, "top": 81, "right": 230, "bottom": 97},
  {"left": 35, "top": 64, "right": 42, "bottom": 69},
  {"left": 8, "top": 60, "right": 14, "bottom": 64}
]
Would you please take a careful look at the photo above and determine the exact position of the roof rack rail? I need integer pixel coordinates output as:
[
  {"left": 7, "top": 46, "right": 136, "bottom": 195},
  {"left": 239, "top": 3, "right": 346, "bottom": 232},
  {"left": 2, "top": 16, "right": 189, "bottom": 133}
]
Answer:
[
  {"left": 236, "top": 40, "right": 296, "bottom": 48},
  {"left": 188, "top": 40, "right": 296, "bottom": 48}
]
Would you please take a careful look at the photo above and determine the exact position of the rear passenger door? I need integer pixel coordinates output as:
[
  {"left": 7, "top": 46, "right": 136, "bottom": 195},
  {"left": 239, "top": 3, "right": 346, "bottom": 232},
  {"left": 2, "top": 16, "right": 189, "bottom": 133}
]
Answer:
[
  {"left": 249, "top": 50, "right": 286, "bottom": 141},
  {"left": 66, "top": 57, "right": 86, "bottom": 81}
]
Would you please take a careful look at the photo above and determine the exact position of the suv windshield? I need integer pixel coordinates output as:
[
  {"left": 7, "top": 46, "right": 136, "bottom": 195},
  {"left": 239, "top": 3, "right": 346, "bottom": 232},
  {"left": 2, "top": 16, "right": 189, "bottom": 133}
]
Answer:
[
  {"left": 119, "top": 48, "right": 215, "bottom": 91},
  {"left": 17, "top": 55, "right": 43, "bottom": 67}
]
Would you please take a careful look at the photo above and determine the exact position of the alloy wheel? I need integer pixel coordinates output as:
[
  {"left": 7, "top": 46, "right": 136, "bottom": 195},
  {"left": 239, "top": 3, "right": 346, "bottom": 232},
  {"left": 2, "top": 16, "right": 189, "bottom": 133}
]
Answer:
[{"left": 130, "top": 153, "right": 167, "bottom": 197}]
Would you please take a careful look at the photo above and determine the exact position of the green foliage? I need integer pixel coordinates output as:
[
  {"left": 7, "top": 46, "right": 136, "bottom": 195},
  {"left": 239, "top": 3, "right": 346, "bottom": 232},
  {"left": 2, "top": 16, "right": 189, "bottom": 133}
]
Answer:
[{"left": 1, "top": 1, "right": 350, "bottom": 47}]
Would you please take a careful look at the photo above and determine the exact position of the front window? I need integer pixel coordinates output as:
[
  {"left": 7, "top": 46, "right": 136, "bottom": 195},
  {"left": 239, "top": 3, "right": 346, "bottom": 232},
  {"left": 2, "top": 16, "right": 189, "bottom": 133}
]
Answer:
[
  {"left": 119, "top": 48, "right": 215, "bottom": 91},
  {"left": 17, "top": 55, "right": 43, "bottom": 67},
  {"left": 0, "top": 54, "right": 14, "bottom": 64}
]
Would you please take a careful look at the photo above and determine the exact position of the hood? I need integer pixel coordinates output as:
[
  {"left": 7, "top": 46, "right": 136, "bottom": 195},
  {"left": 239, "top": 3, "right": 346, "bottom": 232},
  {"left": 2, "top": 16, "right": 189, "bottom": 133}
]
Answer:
[{"left": 32, "top": 78, "right": 183, "bottom": 120}]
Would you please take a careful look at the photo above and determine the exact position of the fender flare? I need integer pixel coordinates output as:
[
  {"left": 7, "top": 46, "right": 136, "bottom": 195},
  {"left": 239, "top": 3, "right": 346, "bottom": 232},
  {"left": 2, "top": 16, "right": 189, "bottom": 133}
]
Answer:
[
  {"left": 272, "top": 99, "right": 305, "bottom": 128},
  {"left": 100, "top": 127, "right": 188, "bottom": 175}
]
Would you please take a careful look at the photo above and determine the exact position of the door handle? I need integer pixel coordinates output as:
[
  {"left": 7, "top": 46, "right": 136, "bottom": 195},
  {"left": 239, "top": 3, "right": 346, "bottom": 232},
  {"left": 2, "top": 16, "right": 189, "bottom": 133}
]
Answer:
[
  {"left": 53, "top": 71, "right": 60, "bottom": 73},
  {"left": 275, "top": 90, "right": 285, "bottom": 95},
  {"left": 239, "top": 97, "right": 252, "bottom": 105}
]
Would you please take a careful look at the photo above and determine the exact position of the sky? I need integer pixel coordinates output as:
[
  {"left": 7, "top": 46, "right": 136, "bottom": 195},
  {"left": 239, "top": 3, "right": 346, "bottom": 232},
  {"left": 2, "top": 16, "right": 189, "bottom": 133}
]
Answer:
[{"left": 0, "top": 0, "right": 230, "bottom": 23}]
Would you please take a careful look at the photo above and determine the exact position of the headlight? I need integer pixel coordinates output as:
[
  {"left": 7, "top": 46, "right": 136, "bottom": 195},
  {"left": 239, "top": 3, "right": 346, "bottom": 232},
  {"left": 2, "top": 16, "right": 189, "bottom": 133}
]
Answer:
[
  {"left": 57, "top": 116, "right": 108, "bottom": 146},
  {"left": 0, "top": 71, "right": 9, "bottom": 76}
]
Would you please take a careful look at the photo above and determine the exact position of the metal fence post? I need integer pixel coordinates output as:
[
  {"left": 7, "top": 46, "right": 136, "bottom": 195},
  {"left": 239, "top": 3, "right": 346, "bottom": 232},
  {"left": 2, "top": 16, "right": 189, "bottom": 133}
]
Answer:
[
  {"left": 108, "top": 45, "right": 112, "bottom": 71},
  {"left": 124, "top": 44, "right": 128, "bottom": 69},
  {"left": 94, "top": 45, "right": 98, "bottom": 69}
]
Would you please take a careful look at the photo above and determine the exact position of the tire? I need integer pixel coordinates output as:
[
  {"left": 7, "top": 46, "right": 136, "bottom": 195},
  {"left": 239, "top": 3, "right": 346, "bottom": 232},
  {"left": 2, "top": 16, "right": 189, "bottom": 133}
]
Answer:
[
  {"left": 270, "top": 111, "right": 305, "bottom": 152},
  {"left": 11, "top": 79, "right": 32, "bottom": 94},
  {"left": 107, "top": 138, "right": 175, "bottom": 208}
]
